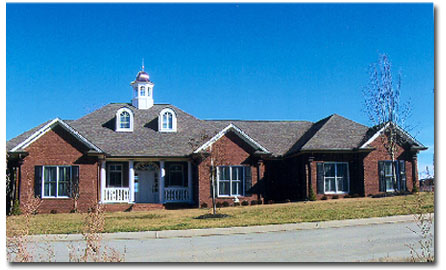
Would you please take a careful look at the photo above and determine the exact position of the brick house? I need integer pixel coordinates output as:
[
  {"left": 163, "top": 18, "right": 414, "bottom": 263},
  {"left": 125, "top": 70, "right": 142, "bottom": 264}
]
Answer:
[{"left": 6, "top": 67, "right": 427, "bottom": 213}]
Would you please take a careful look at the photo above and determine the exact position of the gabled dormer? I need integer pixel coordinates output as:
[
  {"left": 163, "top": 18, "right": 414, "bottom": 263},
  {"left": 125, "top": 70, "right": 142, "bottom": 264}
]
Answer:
[{"left": 131, "top": 63, "right": 154, "bottom": 110}]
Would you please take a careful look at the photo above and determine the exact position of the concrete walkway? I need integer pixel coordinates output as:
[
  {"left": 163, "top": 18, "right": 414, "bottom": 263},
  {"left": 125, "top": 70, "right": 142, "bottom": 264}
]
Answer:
[{"left": 27, "top": 214, "right": 422, "bottom": 242}]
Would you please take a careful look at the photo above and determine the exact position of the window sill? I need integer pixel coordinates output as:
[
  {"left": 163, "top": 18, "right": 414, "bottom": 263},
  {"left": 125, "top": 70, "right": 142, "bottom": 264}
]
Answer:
[
  {"left": 217, "top": 195, "right": 244, "bottom": 198},
  {"left": 41, "top": 197, "right": 71, "bottom": 199},
  {"left": 324, "top": 192, "right": 349, "bottom": 195}
]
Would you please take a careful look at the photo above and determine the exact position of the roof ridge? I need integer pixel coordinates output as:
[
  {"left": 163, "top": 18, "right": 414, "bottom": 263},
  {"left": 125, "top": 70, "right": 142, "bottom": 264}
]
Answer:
[{"left": 204, "top": 119, "right": 313, "bottom": 123}]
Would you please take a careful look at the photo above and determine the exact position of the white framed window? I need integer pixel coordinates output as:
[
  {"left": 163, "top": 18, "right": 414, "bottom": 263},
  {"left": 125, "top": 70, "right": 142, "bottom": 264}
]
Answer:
[
  {"left": 42, "top": 166, "right": 71, "bottom": 198},
  {"left": 217, "top": 166, "right": 245, "bottom": 197},
  {"left": 140, "top": 86, "right": 146, "bottom": 96},
  {"left": 323, "top": 162, "right": 349, "bottom": 194},
  {"left": 382, "top": 161, "right": 396, "bottom": 192},
  {"left": 159, "top": 108, "right": 177, "bottom": 132},
  {"left": 107, "top": 164, "right": 123, "bottom": 187},
  {"left": 115, "top": 107, "right": 134, "bottom": 132}
]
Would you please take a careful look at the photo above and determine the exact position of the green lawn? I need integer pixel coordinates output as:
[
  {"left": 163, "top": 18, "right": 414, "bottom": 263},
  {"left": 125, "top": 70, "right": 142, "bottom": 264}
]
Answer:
[{"left": 7, "top": 192, "right": 434, "bottom": 235}]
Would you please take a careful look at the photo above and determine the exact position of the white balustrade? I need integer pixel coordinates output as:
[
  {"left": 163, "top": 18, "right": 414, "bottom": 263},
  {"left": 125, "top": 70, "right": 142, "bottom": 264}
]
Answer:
[
  {"left": 164, "top": 187, "right": 190, "bottom": 202},
  {"left": 103, "top": 187, "right": 130, "bottom": 203}
]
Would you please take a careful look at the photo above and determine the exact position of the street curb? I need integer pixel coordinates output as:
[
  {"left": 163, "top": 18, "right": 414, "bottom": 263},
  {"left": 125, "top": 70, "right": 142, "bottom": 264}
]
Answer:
[{"left": 26, "top": 214, "right": 430, "bottom": 243}]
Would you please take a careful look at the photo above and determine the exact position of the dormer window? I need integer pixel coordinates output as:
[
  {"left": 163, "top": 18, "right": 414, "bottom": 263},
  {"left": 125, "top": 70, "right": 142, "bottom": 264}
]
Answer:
[
  {"left": 159, "top": 108, "right": 177, "bottom": 132},
  {"left": 116, "top": 107, "right": 134, "bottom": 132},
  {"left": 140, "top": 86, "right": 146, "bottom": 96}
]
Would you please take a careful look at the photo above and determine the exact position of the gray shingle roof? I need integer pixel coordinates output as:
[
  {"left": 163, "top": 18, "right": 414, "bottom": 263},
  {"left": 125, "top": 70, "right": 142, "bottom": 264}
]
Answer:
[{"left": 7, "top": 104, "right": 374, "bottom": 157}]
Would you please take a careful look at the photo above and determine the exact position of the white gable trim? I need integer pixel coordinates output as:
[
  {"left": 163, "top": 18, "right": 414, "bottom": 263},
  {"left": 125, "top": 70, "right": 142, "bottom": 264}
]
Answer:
[
  {"left": 360, "top": 122, "right": 424, "bottom": 149},
  {"left": 10, "top": 118, "right": 103, "bottom": 153},
  {"left": 193, "top": 124, "right": 270, "bottom": 154}
]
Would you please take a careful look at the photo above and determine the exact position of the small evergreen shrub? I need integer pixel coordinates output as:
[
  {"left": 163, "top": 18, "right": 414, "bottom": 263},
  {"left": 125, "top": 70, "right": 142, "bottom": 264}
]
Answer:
[
  {"left": 50, "top": 209, "right": 58, "bottom": 214},
  {"left": 241, "top": 200, "right": 249, "bottom": 206},
  {"left": 321, "top": 196, "right": 328, "bottom": 200},
  {"left": 267, "top": 200, "right": 274, "bottom": 204},
  {"left": 344, "top": 194, "right": 351, "bottom": 198},
  {"left": 11, "top": 199, "right": 22, "bottom": 216},
  {"left": 412, "top": 185, "right": 419, "bottom": 193},
  {"left": 257, "top": 199, "right": 263, "bottom": 205},
  {"left": 216, "top": 202, "right": 222, "bottom": 208},
  {"left": 222, "top": 201, "right": 230, "bottom": 207},
  {"left": 250, "top": 200, "right": 258, "bottom": 206},
  {"left": 332, "top": 195, "right": 339, "bottom": 200},
  {"left": 352, "top": 193, "right": 360, "bottom": 198},
  {"left": 233, "top": 202, "right": 240, "bottom": 207},
  {"left": 309, "top": 187, "right": 317, "bottom": 201},
  {"left": 284, "top": 199, "right": 291, "bottom": 203},
  {"left": 200, "top": 202, "right": 208, "bottom": 208}
]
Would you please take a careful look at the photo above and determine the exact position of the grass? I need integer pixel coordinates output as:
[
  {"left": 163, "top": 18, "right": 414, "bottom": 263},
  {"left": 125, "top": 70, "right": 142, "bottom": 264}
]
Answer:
[{"left": 7, "top": 192, "right": 434, "bottom": 236}]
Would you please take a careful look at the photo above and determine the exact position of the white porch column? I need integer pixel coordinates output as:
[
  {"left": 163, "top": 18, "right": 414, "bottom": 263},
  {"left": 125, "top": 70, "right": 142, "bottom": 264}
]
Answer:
[
  {"left": 100, "top": 160, "right": 106, "bottom": 203},
  {"left": 159, "top": 161, "right": 165, "bottom": 204},
  {"left": 188, "top": 161, "right": 193, "bottom": 203},
  {"left": 129, "top": 160, "right": 135, "bottom": 202}
]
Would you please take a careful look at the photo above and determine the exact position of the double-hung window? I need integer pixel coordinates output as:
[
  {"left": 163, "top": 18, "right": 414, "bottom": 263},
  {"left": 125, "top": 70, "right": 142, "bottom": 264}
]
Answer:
[
  {"left": 107, "top": 164, "right": 123, "bottom": 187},
  {"left": 120, "top": 111, "right": 130, "bottom": 129},
  {"left": 323, "top": 162, "right": 349, "bottom": 194},
  {"left": 217, "top": 166, "right": 245, "bottom": 197},
  {"left": 42, "top": 166, "right": 72, "bottom": 198},
  {"left": 383, "top": 161, "right": 395, "bottom": 192},
  {"left": 162, "top": 112, "right": 173, "bottom": 130}
]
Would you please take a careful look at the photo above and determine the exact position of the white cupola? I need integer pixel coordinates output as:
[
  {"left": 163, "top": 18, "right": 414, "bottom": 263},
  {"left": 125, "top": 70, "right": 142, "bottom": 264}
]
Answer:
[{"left": 131, "top": 62, "right": 154, "bottom": 110}]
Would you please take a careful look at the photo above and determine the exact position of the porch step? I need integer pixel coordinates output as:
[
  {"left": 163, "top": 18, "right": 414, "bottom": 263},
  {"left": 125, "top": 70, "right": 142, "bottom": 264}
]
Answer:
[{"left": 129, "top": 203, "right": 165, "bottom": 212}]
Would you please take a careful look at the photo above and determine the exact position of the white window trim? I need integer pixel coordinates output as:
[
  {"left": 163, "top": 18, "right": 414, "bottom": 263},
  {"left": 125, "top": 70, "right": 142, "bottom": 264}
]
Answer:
[
  {"left": 107, "top": 163, "right": 124, "bottom": 188},
  {"left": 116, "top": 107, "right": 134, "bottom": 132},
  {"left": 323, "top": 162, "right": 350, "bottom": 195},
  {"left": 159, "top": 108, "right": 177, "bottom": 132},
  {"left": 383, "top": 161, "right": 396, "bottom": 192},
  {"left": 41, "top": 165, "right": 71, "bottom": 199},
  {"left": 216, "top": 165, "right": 246, "bottom": 198}
]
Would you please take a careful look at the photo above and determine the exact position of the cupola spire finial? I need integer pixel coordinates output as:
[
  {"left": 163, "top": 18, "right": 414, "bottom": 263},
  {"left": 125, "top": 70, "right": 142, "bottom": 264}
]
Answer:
[{"left": 142, "top": 58, "right": 145, "bottom": 71}]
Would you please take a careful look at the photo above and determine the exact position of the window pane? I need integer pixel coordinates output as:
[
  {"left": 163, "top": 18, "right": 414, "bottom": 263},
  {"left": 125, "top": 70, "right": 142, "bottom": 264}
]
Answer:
[
  {"left": 384, "top": 161, "right": 392, "bottom": 176},
  {"left": 324, "top": 164, "right": 335, "bottom": 177},
  {"left": 325, "top": 178, "right": 335, "bottom": 192},
  {"left": 337, "top": 163, "right": 347, "bottom": 178},
  {"left": 163, "top": 113, "right": 168, "bottom": 129},
  {"left": 168, "top": 113, "right": 173, "bottom": 129},
  {"left": 45, "top": 167, "right": 57, "bottom": 182},
  {"left": 109, "top": 172, "right": 122, "bottom": 187},
  {"left": 169, "top": 172, "right": 183, "bottom": 186},
  {"left": 219, "top": 181, "right": 230, "bottom": 196},
  {"left": 58, "top": 182, "right": 69, "bottom": 196},
  {"left": 59, "top": 167, "right": 70, "bottom": 182},
  {"left": 336, "top": 177, "right": 343, "bottom": 192},
  {"left": 219, "top": 167, "right": 230, "bottom": 180},
  {"left": 120, "top": 112, "right": 130, "bottom": 129},
  {"left": 232, "top": 181, "right": 241, "bottom": 196},
  {"left": 386, "top": 177, "right": 394, "bottom": 191}
]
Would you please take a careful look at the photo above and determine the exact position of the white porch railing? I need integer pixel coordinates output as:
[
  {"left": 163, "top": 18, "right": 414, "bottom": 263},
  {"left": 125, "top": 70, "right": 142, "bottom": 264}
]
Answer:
[
  {"left": 104, "top": 187, "right": 130, "bottom": 203},
  {"left": 164, "top": 187, "right": 190, "bottom": 203}
]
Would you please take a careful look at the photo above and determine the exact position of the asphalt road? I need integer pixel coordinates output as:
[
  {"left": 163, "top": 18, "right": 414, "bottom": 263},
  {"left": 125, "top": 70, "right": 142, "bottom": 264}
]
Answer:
[{"left": 21, "top": 220, "right": 432, "bottom": 262}]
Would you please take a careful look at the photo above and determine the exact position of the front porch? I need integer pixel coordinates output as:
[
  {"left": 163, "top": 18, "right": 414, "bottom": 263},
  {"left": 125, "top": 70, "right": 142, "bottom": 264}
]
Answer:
[{"left": 99, "top": 160, "right": 193, "bottom": 204}]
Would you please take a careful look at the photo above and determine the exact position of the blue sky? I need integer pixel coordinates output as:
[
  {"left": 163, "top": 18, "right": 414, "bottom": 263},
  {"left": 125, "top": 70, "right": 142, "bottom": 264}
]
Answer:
[{"left": 6, "top": 3, "right": 434, "bottom": 175}]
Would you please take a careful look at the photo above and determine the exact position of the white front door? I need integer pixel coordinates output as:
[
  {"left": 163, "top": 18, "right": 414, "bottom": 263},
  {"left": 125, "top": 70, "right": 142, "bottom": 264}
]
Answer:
[{"left": 135, "top": 170, "right": 159, "bottom": 203}]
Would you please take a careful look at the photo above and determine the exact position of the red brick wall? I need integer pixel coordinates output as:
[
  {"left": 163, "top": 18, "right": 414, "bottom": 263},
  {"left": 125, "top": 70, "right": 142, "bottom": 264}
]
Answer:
[
  {"left": 197, "top": 132, "right": 263, "bottom": 207},
  {"left": 19, "top": 126, "right": 99, "bottom": 213},
  {"left": 362, "top": 135, "right": 417, "bottom": 195}
]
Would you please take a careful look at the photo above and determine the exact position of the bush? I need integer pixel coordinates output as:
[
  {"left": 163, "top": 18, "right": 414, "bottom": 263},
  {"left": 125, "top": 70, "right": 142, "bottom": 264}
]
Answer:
[
  {"left": 200, "top": 202, "right": 208, "bottom": 208},
  {"left": 257, "top": 199, "right": 263, "bottom": 205},
  {"left": 250, "top": 200, "right": 258, "bottom": 206},
  {"left": 11, "top": 199, "right": 22, "bottom": 216},
  {"left": 413, "top": 185, "right": 419, "bottom": 193},
  {"left": 241, "top": 200, "right": 249, "bottom": 206},
  {"left": 50, "top": 209, "right": 57, "bottom": 214},
  {"left": 352, "top": 193, "right": 360, "bottom": 198},
  {"left": 284, "top": 199, "right": 291, "bottom": 203},
  {"left": 309, "top": 187, "right": 317, "bottom": 201},
  {"left": 222, "top": 201, "right": 230, "bottom": 207},
  {"left": 344, "top": 194, "right": 351, "bottom": 198},
  {"left": 332, "top": 195, "right": 339, "bottom": 200},
  {"left": 321, "top": 196, "right": 328, "bottom": 200},
  {"left": 233, "top": 202, "right": 240, "bottom": 207},
  {"left": 266, "top": 200, "right": 274, "bottom": 204},
  {"left": 216, "top": 202, "right": 222, "bottom": 208}
]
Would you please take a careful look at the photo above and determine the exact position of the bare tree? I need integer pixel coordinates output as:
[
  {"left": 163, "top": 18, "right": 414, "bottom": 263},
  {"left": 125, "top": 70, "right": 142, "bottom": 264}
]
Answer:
[
  {"left": 189, "top": 130, "right": 227, "bottom": 215},
  {"left": 363, "top": 54, "right": 412, "bottom": 191}
]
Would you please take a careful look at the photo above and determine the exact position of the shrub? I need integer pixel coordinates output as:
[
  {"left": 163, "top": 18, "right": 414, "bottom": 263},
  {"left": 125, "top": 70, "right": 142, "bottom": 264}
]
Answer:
[
  {"left": 267, "top": 200, "right": 274, "bottom": 204},
  {"left": 257, "top": 199, "right": 263, "bottom": 205},
  {"left": 332, "top": 195, "right": 339, "bottom": 200},
  {"left": 50, "top": 210, "right": 57, "bottom": 214},
  {"left": 11, "top": 199, "right": 22, "bottom": 216},
  {"left": 200, "top": 202, "right": 208, "bottom": 208},
  {"left": 352, "top": 193, "right": 360, "bottom": 198},
  {"left": 309, "top": 187, "right": 317, "bottom": 201},
  {"left": 216, "top": 202, "right": 222, "bottom": 208},
  {"left": 250, "top": 200, "right": 258, "bottom": 206},
  {"left": 284, "top": 199, "right": 291, "bottom": 203},
  {"left": 413, "top": 185, "right": 419, "bottom": 193},
  {"left": 222, "top": 201, "right": 230, "bottom": 207},
  {"left": 321, "top": 196, "right": 328, "bottom": 200},
  {"left": 241, "top": 200, "right": 249, "bottom": 206},
  {"left": 233, "top": 202, "right": 240, "bottom": 207},
  {"left": 344, "top": 194, "right": 351, "bottom": 198}
]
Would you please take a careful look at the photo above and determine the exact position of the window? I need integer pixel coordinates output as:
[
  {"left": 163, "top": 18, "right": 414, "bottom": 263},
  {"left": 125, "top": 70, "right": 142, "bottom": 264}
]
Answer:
[
  {"left": 159, "top": 108, "right": 177, "bottom": 132},
  {"left": 322, "top": 162, "right": 349, "bottom": 194},
  {"left": 379, "top": 160, "right": 406, "bottom": 192},
  {"left": 42, "top": 166, "right": 72, "bottom": 198},
  {"left": 120, "top": 111, "right": 130, "bottom": 129},
  {"left": 107, "top": 164, "right": 123, "bottom": 187},
  {"left": 140, "top": 86, "right": 146, "bottom": 96},
  {"left": 217, "top": 166, "right": 245, "bottom": 197},
  {"left": 167, "top": 164, "right": 185, "bottom": 187},
  {"left": 115, "top": 107, "right": 134, "bottom": 132}
]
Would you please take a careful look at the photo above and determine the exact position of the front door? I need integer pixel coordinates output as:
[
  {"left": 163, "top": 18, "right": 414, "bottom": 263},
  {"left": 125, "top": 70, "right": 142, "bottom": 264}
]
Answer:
[{"left": 135, "top": 170, "right": 159, "bottom": 203}]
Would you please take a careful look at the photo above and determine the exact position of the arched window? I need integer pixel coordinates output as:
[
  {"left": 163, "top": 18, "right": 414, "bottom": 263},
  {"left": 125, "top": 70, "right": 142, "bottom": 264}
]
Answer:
[
  {"left": 140, "top": 86, "right": 146, "bottom": 96},
  {"left": 159, "top": 108, "right": 177, "bottom": 132},
  {"left": 116, "top": 107, "right": 134, "bottom": 132},
  {"left": 120, "top": 111, "right": 130, "bottom": 129}
]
